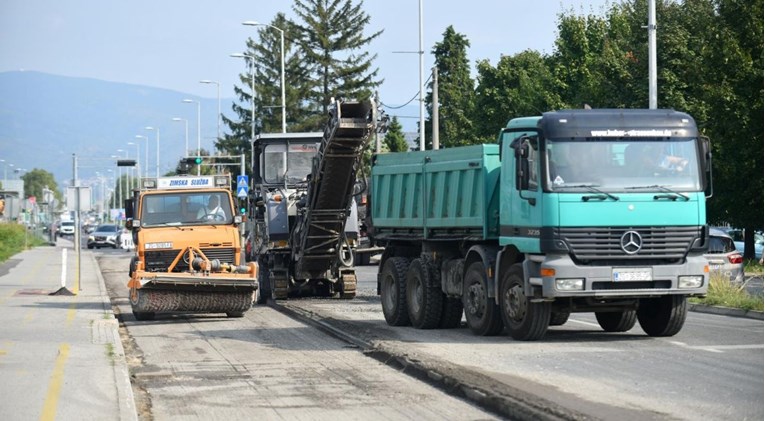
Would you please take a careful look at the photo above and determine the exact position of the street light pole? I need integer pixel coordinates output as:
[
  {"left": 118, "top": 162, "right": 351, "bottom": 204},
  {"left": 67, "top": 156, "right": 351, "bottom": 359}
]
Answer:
[
  {"left": 243, "top": 21, "right": 286, "bottom": 133},
  {"left": 200, "top": 80, "right": 221, "bottom": 140},
  {"left": 172, "top": 118, "right": 189, "bottom": 157},
  {"left": 230, "top": 53, "right": 256, "bottom": 139},
  {"left": 182, "top": 99, "right": 202, "bottom": 175},
  {"left": 127, "top": 141, "right": 140, "bottom": 190},
  {"left": 145, "top": 127, "right": 160, "bottom": 178},
  {"left": 135, "top": 135, "right": 149, "bottom": 178}
]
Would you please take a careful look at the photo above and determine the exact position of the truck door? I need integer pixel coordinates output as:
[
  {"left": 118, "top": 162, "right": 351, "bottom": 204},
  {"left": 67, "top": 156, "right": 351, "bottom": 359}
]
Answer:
[{"left": 500, "top": 134, "right": 543, "bottom": 252}]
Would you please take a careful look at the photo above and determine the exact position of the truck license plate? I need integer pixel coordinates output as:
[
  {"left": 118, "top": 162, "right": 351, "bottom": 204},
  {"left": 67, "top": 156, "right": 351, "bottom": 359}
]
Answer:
[{"left": 613, "top": 268, "right": 652, "bottom": 281}]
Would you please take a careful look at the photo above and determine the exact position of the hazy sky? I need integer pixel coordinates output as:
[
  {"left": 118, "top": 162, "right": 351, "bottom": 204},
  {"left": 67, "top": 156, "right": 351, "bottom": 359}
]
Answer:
[{"left": 0, "top": 0, "right": 613, "bottom": 112}]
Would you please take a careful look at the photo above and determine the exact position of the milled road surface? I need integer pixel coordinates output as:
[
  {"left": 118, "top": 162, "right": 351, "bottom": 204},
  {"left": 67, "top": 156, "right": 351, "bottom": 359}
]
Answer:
[
  {"left": 285, "top": 265, "right": 764, "bottom": 421},
  {"left": 97, "top": 254, "right": 497, "bottom": 420}
]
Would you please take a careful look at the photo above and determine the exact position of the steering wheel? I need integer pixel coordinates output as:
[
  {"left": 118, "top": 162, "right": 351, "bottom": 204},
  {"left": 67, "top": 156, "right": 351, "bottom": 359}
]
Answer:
[{"left": 198, "top": 213, "right": 225, "bottom": 222}]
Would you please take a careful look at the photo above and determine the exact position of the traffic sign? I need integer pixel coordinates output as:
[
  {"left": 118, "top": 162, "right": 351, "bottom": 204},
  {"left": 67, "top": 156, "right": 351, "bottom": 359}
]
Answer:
[{"left": 236, "top": 175, "right": 249, "bottom": 199}]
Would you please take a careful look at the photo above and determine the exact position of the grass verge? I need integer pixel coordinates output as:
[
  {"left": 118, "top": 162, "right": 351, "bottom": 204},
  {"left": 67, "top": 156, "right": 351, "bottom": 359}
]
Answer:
[
  {"left": 0, "top": 224, "right": 47, "bottom": 263},
  {"left": 690, "top": 274, "right": 764, "bottom": 312}
]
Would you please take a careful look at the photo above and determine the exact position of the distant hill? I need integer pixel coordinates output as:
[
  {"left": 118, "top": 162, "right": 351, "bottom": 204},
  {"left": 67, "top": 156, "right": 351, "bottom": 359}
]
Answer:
[
  {"left": 0, "top": 71, "right": 233, "bottom": 190},
  {"left": 0, "top": 71, "right": 423, "bottom": 192}
]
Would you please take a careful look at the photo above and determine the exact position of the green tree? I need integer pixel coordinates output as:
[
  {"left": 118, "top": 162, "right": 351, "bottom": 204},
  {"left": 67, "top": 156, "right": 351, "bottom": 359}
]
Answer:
[
  {"left": 383, "top": 116, "right": 409, "bottom": 152},
  {"left": 292, "top": 0, "right": 383, "bottom": 115},
  {"left": 473, "top": 51, "right": 564, "bottom": 141},
  {"left": 425, "top": 26, "right": 476, "bottom": 148},
  {"left": 21, "top": 169, "right": 62, "bottom": 205},
  {"left": 700, "top": 0, "right": 763, "bottom": 258}
]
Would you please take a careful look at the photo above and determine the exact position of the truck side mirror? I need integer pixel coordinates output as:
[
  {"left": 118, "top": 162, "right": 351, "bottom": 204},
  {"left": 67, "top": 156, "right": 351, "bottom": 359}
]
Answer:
[
  {"left": 515, "top": 142, "right": 530, "bottom": 191},
  {"left": 701, "top": 136, "right": 713, "bottom": 198},
  {"left": 124, "top": 198, "right": 134, "bottom": 219},
  {"left": 514, "top": 138, "right": 536, "bottom": 206}
]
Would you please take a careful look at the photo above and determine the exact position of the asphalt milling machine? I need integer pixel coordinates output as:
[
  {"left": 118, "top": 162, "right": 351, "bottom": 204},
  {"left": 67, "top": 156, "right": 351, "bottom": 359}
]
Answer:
[{"left": 248, "top": 99, "right": 376, "bottom": 302}]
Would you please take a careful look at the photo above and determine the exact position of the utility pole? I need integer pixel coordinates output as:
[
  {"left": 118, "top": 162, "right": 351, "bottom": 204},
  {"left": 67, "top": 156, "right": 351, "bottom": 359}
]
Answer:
[
  {"left": 432, "top": 67, "right": 439, "bottom": 150},
  {"left": 648, "top": 0, "right": 657, "bottom": 109}
]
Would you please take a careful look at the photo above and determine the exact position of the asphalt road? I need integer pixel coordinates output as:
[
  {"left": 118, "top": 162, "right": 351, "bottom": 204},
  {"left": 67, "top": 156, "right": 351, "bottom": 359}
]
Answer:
[
  {"left": 95, "top": 249, "right": 763, "bottom": 420},
  {"left": 96, "top": 253, "right": 497, "bottom": 421},
  {"left": 289, "top": 264, "right": 764, "bottom": 421}
]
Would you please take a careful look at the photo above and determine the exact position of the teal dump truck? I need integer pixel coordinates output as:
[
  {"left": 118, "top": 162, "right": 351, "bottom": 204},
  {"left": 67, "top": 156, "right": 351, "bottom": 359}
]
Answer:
[{"left": 371, "top": 109, "right": 711, "bottom": 340}]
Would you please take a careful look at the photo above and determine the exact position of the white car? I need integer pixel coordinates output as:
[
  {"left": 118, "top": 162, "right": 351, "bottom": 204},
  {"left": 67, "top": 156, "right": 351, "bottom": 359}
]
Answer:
[
  {"left": 58, "top": 221, "right": 75, "bottom": 237},
  {"left": 705, "top": 228, "right": 744, "bottom": 283}
]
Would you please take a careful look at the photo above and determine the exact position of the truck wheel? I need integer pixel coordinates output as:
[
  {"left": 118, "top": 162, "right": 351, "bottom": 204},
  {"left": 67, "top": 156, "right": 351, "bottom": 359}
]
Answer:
[
  {"left": 637, "top": 295, "right": 688, "bottom": 337},
  {"left": 380, "top": 257, "right": 411, "bottom": 326},
  {"left": 354, "top": 252, "right": 370, "bottom": 266},
  {"left": 439, "top": 296, "right": 463, "bottom": 329},
  {"left": 595, "top": 310, "right": 637, "bottom": 332},
  {"left": 128, "top": 256, "right": 138, "bottom": 278},
  {"left": 463, "top": 262, "right": 503, "bottom": 336},
  {"left": 499, "top": 264, "right": 550, "bottom": 340},
  {"left": 549, "top": 311, "right": 570, "bottom": 326},
  {"left": 405, "top": 259, "right": 443, "bottom": 329},
  {"left": 256, "top": 263, "right": 272, "bottom": 304}
]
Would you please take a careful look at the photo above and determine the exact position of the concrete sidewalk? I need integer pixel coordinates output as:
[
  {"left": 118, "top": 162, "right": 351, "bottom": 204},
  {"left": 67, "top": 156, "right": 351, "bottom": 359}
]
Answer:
[{"left": 0, "top": 238, "right": 136, "bottom": 421}]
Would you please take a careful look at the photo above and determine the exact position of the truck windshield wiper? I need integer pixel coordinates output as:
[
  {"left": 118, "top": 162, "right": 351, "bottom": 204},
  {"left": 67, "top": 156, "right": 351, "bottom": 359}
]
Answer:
[
  {"left": 562, "top": 184, "right": 619, "bottom": 201},
  {"left": 626, "top": 185, "right": 689, "bottom": 201}
]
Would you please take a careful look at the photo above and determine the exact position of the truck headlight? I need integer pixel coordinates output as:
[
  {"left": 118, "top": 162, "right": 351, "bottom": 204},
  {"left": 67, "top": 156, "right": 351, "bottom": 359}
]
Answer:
[
  {"left": 678, "top": 276, "right": 703, "bottom": 289},
  {"left": 555, "top": 278, "right": 584, "bottom": 291}
]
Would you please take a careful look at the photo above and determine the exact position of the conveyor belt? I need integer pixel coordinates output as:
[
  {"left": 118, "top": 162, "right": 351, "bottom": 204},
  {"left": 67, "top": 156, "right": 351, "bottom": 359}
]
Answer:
[{"left": 293, "top": 99, "right": 374, "bottom": 278}]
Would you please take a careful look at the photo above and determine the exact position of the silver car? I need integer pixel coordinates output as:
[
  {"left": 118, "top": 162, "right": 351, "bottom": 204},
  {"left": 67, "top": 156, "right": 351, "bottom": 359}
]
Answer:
[{"left": 705, "top": 228, "right": 744, "bottom": 283}]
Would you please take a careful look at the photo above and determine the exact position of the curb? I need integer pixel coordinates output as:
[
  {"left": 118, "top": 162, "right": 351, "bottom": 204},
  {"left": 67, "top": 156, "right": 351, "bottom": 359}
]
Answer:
[
  {"left": 90, "top": 252, "right": 139, "bottom": 421},
  {"left": 688, "top": 303, "right": 763, "bottom": 320}
]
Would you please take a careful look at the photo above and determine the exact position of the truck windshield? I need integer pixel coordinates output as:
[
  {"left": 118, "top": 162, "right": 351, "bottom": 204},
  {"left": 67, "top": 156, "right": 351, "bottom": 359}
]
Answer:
[
  {"left": 139, "top": 192, "right": 233, "bottom": 226},
  {"left": 263, "top": 142, "right": 318, "bottom": 184},
  {"left": 545, "top": 138, "right": 701, "bottom": 192}
]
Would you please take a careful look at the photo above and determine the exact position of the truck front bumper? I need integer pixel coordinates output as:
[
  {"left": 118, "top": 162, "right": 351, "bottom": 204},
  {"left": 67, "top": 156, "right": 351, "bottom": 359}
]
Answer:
[{"left": 529, "top": 253, "right": 709, "bottom": 298}]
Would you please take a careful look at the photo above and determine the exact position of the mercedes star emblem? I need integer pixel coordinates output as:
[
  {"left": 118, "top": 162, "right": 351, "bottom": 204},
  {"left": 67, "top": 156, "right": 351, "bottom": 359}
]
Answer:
[{"left": 620, "top": 231, "right": 642, "bottom": 254}]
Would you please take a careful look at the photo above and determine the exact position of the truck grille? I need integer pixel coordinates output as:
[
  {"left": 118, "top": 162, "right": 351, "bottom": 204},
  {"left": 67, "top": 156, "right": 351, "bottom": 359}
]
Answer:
[
  {"left": 145, "top": 248, "right": 236, "bottom": 272},
  {"left": 557, "top": 226, "right": 702, "bottom": 263}
]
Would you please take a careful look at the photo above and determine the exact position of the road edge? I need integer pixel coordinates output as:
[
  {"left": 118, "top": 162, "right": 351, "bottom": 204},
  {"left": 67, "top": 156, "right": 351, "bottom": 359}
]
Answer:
[
  {"left": 689, "top": 303, "right": 764, "bottom": 320},
  {"left": 91, "top": 252, "right": 139, "bottom": 421}
]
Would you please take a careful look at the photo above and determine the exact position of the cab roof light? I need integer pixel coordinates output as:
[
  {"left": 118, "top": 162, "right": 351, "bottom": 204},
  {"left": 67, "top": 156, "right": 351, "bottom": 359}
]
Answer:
[{"left": 142, "top": 178, "right": 157, "bottom": 189}]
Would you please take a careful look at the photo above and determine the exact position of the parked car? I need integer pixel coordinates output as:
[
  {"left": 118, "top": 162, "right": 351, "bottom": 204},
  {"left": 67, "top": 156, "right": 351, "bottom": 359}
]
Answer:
[
  {"left": 705, "top": 228, "right": 744, "bottom": 283},
  {"left": 87, "top": 224, "right": 122, "bottom": 249},
  {"left": 716, "top": 228, "right": 763, "bottom": 260},
  {"left": 58, "top": 221, "right": 75, "bottom": 237}
]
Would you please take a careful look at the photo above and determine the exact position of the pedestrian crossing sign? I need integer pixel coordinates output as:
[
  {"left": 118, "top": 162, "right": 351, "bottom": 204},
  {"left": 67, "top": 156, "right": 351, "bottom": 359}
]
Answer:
[{"left": 236, "top": 175, "right": 249, "bottom": 198}]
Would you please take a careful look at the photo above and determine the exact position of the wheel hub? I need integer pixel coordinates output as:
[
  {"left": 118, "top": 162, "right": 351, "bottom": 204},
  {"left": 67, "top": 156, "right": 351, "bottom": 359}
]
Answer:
[
  {"left": 504, "top": 284, "right": 527, "bottom": 322},
  {"left": 467, "top": 282, "right": 486, "bottom": 316}
]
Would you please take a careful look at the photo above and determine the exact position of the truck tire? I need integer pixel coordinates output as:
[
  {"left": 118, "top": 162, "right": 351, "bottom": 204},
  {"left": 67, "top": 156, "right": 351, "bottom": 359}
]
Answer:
[
  {"left": 380, "top": 257, "right": 411, "bottom": 326},
  {"left": 405, "top": 259, "right": 443, "bottom": 329},
  {"left": 354, "top": 252, "right": 370, "bottom": 266},
  {"left": 637, "top": 295, "right": 688, "bottom": 337},
  {"left": 256, "top": 257, "right": 272, "bottom": 305},
  {"left": 499, "top": 264, "right": 550, "bottom": 341},
  {"left": 463, "top": 262, "right": 503, "bottom": 336},
  {"left": 549, "top": 311, "right": 570, "bottom": 326},
  {"left": 439, "top": 296, "right": 463, "bottom": 329},
  {"left": 595, "top": 310, "right": 637, "bottom": 332}
]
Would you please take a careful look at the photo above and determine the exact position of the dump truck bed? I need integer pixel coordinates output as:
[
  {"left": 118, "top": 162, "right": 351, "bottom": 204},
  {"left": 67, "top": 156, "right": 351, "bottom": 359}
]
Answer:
[{"left": 371, "top": 144, "right": 501, "bottom": 241}]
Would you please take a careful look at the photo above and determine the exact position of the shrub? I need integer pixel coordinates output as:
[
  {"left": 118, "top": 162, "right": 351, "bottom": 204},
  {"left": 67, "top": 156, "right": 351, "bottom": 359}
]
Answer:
[
  {"left": 691, "top": 274, "right": 764, "bottom": 312},
  {"left": 0, "top": 224, "right": 46, "bottom": 263}
]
